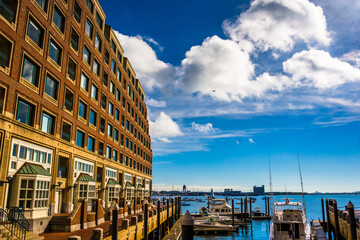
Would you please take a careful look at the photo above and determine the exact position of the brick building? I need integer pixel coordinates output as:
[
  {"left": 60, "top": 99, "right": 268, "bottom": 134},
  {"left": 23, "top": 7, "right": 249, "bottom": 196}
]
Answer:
[{"left": 0, "top": 0, "right": 152, "bottom": 233}]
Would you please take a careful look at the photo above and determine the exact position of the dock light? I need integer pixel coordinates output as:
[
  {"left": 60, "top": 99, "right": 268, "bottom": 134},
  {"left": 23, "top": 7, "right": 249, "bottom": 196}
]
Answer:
[
  {"left": 52, "top": 180, "right": 63, "bottom": 189},
  {"left": 0, "top": 176, "right": 13, "bottom": 186}
]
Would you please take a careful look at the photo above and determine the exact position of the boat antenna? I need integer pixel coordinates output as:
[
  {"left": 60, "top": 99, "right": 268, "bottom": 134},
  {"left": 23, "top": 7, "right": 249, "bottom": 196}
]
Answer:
[
  {"left": 297, "top": 153, "right": 307, "bottom": 219},
  {"left": 269, "top": 154, "right": 274, "bottom": 215}
]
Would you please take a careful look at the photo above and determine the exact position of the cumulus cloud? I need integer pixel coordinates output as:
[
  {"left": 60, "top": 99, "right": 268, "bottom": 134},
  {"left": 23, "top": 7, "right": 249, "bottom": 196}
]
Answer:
[
  {"left": 249, "top": 138, "right": 256, "bottom": 144},
  {"left": 223, "top": 0, "right": 331, "bottom": 52},
  {"left": 340, "top": 50, "right": 360, "bottom": 68},
  {"left": 146, "top": 98, "right": 167, "bottom": 107},
  {"left": 191, "top": 123, "right": 215, "bottom": 134},
  {"left": 283, "top": 49, "right": 360, "bottom": 89},
  {"left": 114, "top": 31, "right": 175, "bottom": 91},
  {"left": 149, "top": 112, "right": 182, "bottom": 142}
]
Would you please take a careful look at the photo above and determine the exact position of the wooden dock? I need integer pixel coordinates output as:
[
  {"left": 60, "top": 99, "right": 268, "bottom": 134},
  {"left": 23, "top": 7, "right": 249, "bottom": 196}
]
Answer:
[{"left": 311, "top": 220, "right": 328, "bottom": 240}]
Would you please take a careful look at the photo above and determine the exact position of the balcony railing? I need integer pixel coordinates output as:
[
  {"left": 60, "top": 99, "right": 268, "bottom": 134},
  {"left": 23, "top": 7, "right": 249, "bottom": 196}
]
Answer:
[{"left": 0, "top": 0, "right": 15, "bottom": 24}]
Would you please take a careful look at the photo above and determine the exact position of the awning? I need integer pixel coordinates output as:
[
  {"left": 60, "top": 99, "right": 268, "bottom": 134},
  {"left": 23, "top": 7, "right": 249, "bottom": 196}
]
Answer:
[
  {"left": 17, "top": 162, "right": 51, "bottom": 177},
  {"left": 77, "top": 173, "right": 95, "bottom": 182},
  {"left": 125, "top": 182, "right": 135, "bottom": 188},
  {"left": 137, "top": 184, "right": 144, "bottom": 189},
  {"left": 107, "top": 178, "right": 119, "bottom": 185}
]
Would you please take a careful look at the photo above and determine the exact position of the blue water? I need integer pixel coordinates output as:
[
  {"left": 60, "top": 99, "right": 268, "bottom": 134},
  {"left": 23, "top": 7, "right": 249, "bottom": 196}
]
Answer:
[{"left": 162, "top": 194, "right": 360, "bottom": 239}]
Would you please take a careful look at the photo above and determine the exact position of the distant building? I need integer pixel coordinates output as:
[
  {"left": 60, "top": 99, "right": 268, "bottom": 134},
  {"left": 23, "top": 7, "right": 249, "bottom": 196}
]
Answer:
[
  {"left": 253, "top": 185, "right": 265, "bottom": 194},
  {"left": 224, "top": 188, "right": 233, "bottom": 192},
  {"left": 223, "top": 188, "right": 241, "bottom": 195},
  {"left": 183, "top": 185, "right": 187, "bottom": 192}
]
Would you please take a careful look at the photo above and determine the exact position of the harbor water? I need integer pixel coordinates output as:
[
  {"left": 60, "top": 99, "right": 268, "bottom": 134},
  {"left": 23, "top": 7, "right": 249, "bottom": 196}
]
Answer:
[{"left": 158, "top": 194, "right": 360, "bottom": 239}]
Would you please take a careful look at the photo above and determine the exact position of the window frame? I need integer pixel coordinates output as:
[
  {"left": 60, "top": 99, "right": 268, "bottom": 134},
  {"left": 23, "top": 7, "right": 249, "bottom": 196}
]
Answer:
[{"left": 40, "top": 110, "right": 56, "bottom": 135}]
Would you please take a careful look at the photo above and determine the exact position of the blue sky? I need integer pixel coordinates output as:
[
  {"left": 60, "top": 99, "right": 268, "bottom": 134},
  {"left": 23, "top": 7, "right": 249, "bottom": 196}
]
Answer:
[{"left": 99, "top": 0, "right": 360, "bottom": 192}]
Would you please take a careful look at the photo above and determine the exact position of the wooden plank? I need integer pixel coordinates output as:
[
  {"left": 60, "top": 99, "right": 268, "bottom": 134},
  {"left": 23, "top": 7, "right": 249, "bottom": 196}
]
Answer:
[{"left": 312, "top": 220, "right": 328, "bottom": 240}]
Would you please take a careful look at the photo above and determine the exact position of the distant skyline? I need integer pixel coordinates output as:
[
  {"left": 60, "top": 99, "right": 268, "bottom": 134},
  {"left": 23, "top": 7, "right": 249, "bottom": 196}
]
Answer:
[{"left": 100, "top": 0, "right": 360, "bottom": 192}]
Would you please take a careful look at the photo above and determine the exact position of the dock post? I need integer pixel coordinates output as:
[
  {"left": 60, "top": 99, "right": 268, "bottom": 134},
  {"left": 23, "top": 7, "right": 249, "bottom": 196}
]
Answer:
[
  {"left": 249, "top": 197, "right": 252, "bottom": 218},
  {"left": 182, "top": 210, "right": 194, "bottom": 240},
  {"left": 240, "top": 197, "right": 243, "bottom": 220},
  {"left": 325, "top": 198, "right": 332, "bottom": 240},
  {"left": 176, "top": 197, "right": 179, "bottom": 220},
  {"left": 144, "top": 200, "right": 149, "bottom": 240},
  {"left": 267, "top": 196, "right": 270, "bottom": 215},
  {"left": 157, "top": 199, "right": 161, "bottom": 240},
  {"left": 333, "top": 200, "right": 340, "bottom": 240},
  {"left": 347, "top": 201, "right": 357, "bottom": 240},
  {"left": 179, "top": 196, "right": 182, "bottom": 216},
  {"left": 226, "top": 195, "right": 228, "bottom": 202},
  {"left": 207, "top": 196, "right": 210, "bottom": 210},
  {"left": 166, "top": 198, "right": 170, "bottom": 235},
  {"left": 244, "top": 197, "right": 248, "bottom": 222},
  {"left": 321, "top": 197, "right": 325, "bottom": 225},
  {"left": 171, "top": 198, "right": 174, "bottom": 227},
  {"left": 265, "top": 196, "right": 267, "bottom": 215},
  {"left": 232, "top": 198, "right": 235, "bottom": 226},
  {"left": 111, "top": 203, "right": 119, "bottom": 240}
]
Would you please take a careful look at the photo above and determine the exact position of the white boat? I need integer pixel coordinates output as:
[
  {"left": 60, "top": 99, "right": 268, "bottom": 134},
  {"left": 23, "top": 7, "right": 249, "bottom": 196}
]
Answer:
[
  {"left": 194, "top": 217, "right": 235, "bottom": 229},
  {"left": 209, "top": 199, "right": 233, "bottom": 215},
  {"left": 269, "top": 198, "right": 310, "bottom": 240}
]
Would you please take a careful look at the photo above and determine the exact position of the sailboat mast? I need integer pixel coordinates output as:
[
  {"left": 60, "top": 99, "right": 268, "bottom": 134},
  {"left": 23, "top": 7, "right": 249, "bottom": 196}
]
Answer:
[{"left": 297, "top": 153, "right": 307, "bottom": 218}]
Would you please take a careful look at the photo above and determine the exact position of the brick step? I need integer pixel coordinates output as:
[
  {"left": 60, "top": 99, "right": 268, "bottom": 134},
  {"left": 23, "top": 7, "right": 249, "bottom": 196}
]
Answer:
[{"left": 0, "top": 226, "right": 44, "bottom": 240}]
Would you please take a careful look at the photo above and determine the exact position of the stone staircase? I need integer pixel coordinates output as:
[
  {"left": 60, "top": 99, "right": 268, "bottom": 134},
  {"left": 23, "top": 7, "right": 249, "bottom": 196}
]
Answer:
[
  {"left": 46, "top": 214, "right": 71, "bottom": 232},
  {"left": 0, "top": 226, "right": 44, "bottom": 240}
]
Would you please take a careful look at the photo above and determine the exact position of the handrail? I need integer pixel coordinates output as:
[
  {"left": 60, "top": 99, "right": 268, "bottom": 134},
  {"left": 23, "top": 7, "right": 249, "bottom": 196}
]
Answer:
[
  {"left": 7, "top": 207, "right": 30, "bottom": 231},
  {"left": 0, "top": 208, "right": 27, "bottom": 240}
]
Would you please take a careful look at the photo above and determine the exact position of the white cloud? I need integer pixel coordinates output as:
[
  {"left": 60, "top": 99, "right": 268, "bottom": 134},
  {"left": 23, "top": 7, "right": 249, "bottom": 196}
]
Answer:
[
  {"left": 340, "top": 50, "right": 360, "bottom": 68},
  {"left": 149, "top": 112, "right": 182, "bottom": 142},
  {"left": 146, "top": 98, "right": 167, "bottom": 107},
  {"left": 223, "top": 0, "right": 331, "bottom": 52},
  {"left": 114, "top": 31, "right": 175, "bottom": 91},
  {"left": 191, "top": 123, "right": 215, "bottom": 134},
  {"left": 249, "top": 138, "right": 256, "bottom": 144},
  {"left": 283, "top": 49, "right": 360, "bottom": 89}
]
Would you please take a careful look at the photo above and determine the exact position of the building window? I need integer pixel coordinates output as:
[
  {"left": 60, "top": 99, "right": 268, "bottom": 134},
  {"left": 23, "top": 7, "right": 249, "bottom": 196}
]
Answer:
[
  {"left": 62, "top": 121, "right": 71, "bottom": 142},
  {"left": 49, "top": 40, "right": 62, "bottom": 65},
  {"left": 115, "top": 108, "right": 119, "bottom": 121},
  {"left": 0, "top": 86, "right": 6, "bottom": 114},
  {"left": 70, "top": 28, "right": 79, "bottom": 52},
  {"left": 98, "top": 141, "right": 104, "bottom": 155},
  {"left": 109, "top": 81, "right": 115, "bottom": 94},
  {"left": 114, "top": 128, "right": 119, "bottom": 141},
  {"left": 111, "top": 40, "right": 116, "bottom": 52},
  {"left": 65, "top": 58, "right": 76, "bottom": 82},
  {"left": 117, "top": 52, "right": 122, "bottom": 63},
  {"left": 0, "top": 0, "right": 18, "bottom": 24},
  {"left": 16, "top": 99, "right": 35, "bottom": 126},
  {"left": 100, "top": 117, "right": 105, "bottom": 133},
  {"left": 53, "top": 6, "right": 65, "bottom": 33},
  {"left": 35, "top": 0, "right": 48, "bottom": 12},
  {"left": 89, "top": 109, "right": 97, "bottom": 126},
  {"left": 95, "top": 33, "right": 102, "bottom": 52},
  {"left": 34, "top": 180, "right": 50, "bottom": 208},
  {"left": 111, "top": 59, "right": 116, "bottom": 74},
  {"left": 108, "top": 102, "right": 114, "bottom": 115},
  {"left": 78, "top": 100, "right": 87, "bottom": 119},
  {"left": 45, "top": 74, "right": 59, "bottom": 100},
  {"left": 88, "top": 136, "right": 95, "bottom": 152},
  {"left": 91, "top": 84, "right": 98, "bottom": 101},
  {"left": 19, "top": 179, "right": 35, "bottom": 209},
  {"left": 95, "top": 12, "right": 103, "bottom": 29},
  {"left": 0, "top": 34, "right": 12, "bottom": 69},
  {"left": 113, "top": 150, "right": 118, "bottom": 161},
  {"left": 116, "top": 67, "right": 121, "bottom": 80},
  {"left": 102, "top": 72, "right": 108, "bottom": 87},
  {"left": 64, "top": 88, "right": 74, "bottom": 112},
  {"left": 107, "top": 124, "right": 113, "bottom": 137},
  {"left": 106, "top": 146, "right": 111, "bottom": 159},
  {"left": 21, "top": 56, "right": 40, "bottom": 86},
  {"left": 41, "top": 111, "right": 55, "bottom": 134},
  {"left": 80, "top": 73, "right": 89, "bottom": 91},
  {"left": 116, "top": 89, "right": 120, "bottom": 101},
  {"left": 122, "top": 97, "right": 125, "bottom": 108},
  {"left": 85, "top": 0, "right": 93, "bottom": 13},
  {"left": 101, "top": 94, "right": 107, "bottom": 110},
  {"left": 73, "top": 1, "right": 81, "bottom": 23},
  {"left": 93, "top": 59, "right": 100, "bottom": 76},
  {"left": 104, "top": 49, "right": 109, "bottom": 65},
  {"left": 85, "top": 18, "right": 93, "bottom": 39},
  {"left": 120, "top": 133, "right": 124, "bottom": 146},
  {"left": 121, "top": 114, "right": 125, "bottom": 127},
  {"left": 83, "top": 45, "right": 91, "bottom": 65},
  {"left": 76, "top": 129, "right": 85, "bottom": 147},
  {"left": 27, "top": 17, "right": 44, "bottom": 48}
]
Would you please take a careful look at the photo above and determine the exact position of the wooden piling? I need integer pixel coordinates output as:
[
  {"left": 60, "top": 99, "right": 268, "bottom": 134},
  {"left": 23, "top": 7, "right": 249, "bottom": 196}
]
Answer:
[
  {"left": 267, "top": 196, "right": 270, "bottom": 215},
  {"left": 321, "top": 197, "right": 325, "bottom": 225},
  {"left": 240, "top": 197, "right": 243, "bottom": 220},
  {"left": 112, "top": 203, "right": 119, "bottom": 240},
  {"left": 157, "top": 199, "right": 161, "bottom": 240},
  {"left": 347, "top": 201, "right": 357, "bottom": 240},
  {"left": 232, "top": 198, "right": 235, "bottom": 226},
  {"left": 171, "top": 198, "right": 174, "bottom": 228},
  {"left": 265, "top": 196, "right": 268, "bottom": 215},
  {"left": 244, "top": 197, "right": 248, "bottom": 222},
  {"left": 144, "top": 200, "right": 149, "bottom": 240},
  {"left": 182, "top": 211, "right": 194, "bottom": 240},
  {"left": 166, "top": 198, "right": 170, "bottom": 234},
  {"left": 333, "top": 200, "right": 340, "bottom": 240},
  {"left": 249, "top": 197, "right": 252, "bottom": 217},
  {"left": 325, "top": 198, "right": 332, "bottom": 240}
]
